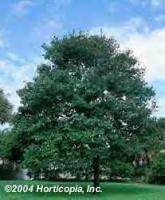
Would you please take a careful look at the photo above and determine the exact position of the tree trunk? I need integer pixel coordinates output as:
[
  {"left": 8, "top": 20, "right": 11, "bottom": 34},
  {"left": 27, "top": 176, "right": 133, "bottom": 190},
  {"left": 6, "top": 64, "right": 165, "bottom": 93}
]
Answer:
[
  {"left": 144, "top": 149, "right": 150, "bottom": 165},
  {"left": 34, "top": 171, "right": 39, "bottom": 180},
  {"left": 76, "top": 172, "right": 81, "bottom": 181},
  {"left": 93, "top": 155, "right": 100, "bottom": 193}
]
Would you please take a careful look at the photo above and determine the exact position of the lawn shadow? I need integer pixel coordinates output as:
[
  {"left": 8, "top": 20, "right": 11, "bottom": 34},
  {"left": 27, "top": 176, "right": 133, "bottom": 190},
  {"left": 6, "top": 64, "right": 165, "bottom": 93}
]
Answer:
[{"left": 103, "top": 182, "right": 156, "bottom": 196}]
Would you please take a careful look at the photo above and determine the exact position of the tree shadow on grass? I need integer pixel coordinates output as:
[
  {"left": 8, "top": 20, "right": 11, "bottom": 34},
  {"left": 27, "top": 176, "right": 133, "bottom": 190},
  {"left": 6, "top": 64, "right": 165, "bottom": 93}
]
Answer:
[{"left": 103, "top": 182, "right": 157, "bottom": 196}]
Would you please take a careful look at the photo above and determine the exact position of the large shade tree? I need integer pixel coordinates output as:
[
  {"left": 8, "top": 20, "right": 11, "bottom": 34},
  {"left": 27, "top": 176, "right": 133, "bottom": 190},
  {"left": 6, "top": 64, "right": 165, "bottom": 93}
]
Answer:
[{"left": 14, "top": 33, "right": 155, "bottom": 190}]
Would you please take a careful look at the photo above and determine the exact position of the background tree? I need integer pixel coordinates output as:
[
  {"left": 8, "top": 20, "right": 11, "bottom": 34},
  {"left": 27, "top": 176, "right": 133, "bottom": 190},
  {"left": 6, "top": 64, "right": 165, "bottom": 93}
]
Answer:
[
  {"left": 0, "top": 90, "right": 17, "bottom": 179},
  {"left": 0, "top": 89, "right": 12, "bottom": 124},
  {"left": 148, "top": 151, "right": 165, "bottom": 184},
  {"left": 0, "top": 89, "right": 12, "bottom": 159},
  {"left": 14, "top": 33, "right": 155, "bottom": 190},
  {"left": 156, "top": 118, "right": 165, "bottom": 150}
]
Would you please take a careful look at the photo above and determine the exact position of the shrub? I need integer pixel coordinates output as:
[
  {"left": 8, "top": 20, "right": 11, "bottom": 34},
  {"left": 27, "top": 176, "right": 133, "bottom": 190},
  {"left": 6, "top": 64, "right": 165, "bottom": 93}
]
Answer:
[
  {"left": 148, "top": 152, "right": 165, "bottom": 184},
  {"left": 110, "top": 161, "right": 134, "bottom": 178}
]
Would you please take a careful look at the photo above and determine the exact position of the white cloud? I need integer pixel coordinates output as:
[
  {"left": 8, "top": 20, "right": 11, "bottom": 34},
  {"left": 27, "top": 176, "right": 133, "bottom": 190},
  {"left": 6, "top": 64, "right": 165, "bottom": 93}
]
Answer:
[
  {"left": 0, "top": 38, "right": 3, "bottom": 47},
  {"left": 0, "top": 31, "right": 4, "bottom": 48},
  {"left": 155, "top": 97, "right": 165, "bottom": 117},
  {"left": 0, "top": 55, "right": 42, "bottom": 111},
  {"left": 128, "top": 0, "right": 165, "bottom": 7},
  {"left": 155, "top": 14, "right": 165, "bottom": 23},
  {"left": 90, "top": 19, "right": 165, "bottom": 82},
  {"left": 122, "top": 29, "right": 165, "bottom": 82},
  {"left": 151, "top": 0, "right": 164, "bottom": 6},
  {"left": 11, "top": 0, "right": 34, "bottom": 16},
  {"left": 53, "top": 0, "right": 71, "bottom": 9},
  {"left": 7, "top": 52, "right": 25, "bottom": 63},
  {"left": 128, "top": 0, "right": 147, "bottom": 6},
  {"left": 32, "top": 18, "right": 63, "bottom": 43},
  {"left": 90, "top": 18, "right": 165, "bottom": 117}
]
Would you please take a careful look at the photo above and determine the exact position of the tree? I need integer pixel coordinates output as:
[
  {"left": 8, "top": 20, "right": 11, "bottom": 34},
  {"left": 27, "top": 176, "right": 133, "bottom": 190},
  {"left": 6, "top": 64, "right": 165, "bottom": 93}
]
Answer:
[
  {"left": 0, "top": 89, "right": 12, "bottom": 159},
  {"left": 156, "top": 118, "right": 165, "bottom": 150},
  {"left": 14, "top": 33, "right": 155, "bottom": 190},
  {"left": 0, "top": 90, "right": 15, "bottom": 178},
  {"left": 0, "top": 89, "right": 12, "bottom": 124}
]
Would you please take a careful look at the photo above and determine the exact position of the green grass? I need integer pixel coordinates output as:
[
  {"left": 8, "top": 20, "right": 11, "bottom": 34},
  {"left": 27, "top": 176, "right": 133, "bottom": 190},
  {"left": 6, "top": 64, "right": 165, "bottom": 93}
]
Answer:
[{"left": 0, "top": 180, "right": 164, "bottom": 200}]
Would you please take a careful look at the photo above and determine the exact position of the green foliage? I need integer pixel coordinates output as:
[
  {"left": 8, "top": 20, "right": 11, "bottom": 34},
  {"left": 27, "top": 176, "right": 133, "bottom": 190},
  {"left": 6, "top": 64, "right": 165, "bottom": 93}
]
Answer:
[
  {"left": 148, "top": 152, "right": 165, "bottom": 184},
  {"left": 111, "top": 161, "right": 134, "bottom": 178},
  {"left": 0, "top": 130, "right": 20, "bottom": 180},
  {"left": 0, "top": 163, "right": 19, "bottom": 180},
  {"left": 13, "top": 33, "right": 155, "bottom": 180},
  {"left": 0, "top": 90, "right": 12, "bottom": 124},
  {"left": 0, "top": 130, "right": 13, "bottom": 158},
  {"left": 156, "top": 118, "right": 165, "bottom": 150},
  {"left": 0, "top": 128, "right": 24, "bottom": 163}
]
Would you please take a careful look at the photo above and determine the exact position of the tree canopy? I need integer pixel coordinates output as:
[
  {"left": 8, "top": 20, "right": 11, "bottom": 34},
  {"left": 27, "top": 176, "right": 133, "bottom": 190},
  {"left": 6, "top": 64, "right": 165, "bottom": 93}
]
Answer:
[{"left": 13, "top": 33, "right": 156, "bottom": 188}]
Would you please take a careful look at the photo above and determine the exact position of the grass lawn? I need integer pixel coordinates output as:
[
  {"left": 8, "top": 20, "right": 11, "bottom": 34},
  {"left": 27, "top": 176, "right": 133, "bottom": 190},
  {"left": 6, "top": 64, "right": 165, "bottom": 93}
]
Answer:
[{"left": 0, "top": 180, "right": 164, "bottom": 200}]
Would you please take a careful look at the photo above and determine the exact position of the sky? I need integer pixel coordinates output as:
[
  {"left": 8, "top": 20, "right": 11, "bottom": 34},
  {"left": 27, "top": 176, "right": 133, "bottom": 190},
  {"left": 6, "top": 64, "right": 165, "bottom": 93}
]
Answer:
[{"left": 0, "top": 0, "right": 165, "bottom": 117}]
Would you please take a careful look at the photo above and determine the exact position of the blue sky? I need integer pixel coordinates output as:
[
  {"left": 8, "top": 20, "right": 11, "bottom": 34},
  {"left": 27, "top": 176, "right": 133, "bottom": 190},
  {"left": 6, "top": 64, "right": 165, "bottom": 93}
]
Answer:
[{"left": 0, "top": 0, "right": 165, "bottom": 117}]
